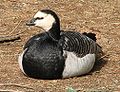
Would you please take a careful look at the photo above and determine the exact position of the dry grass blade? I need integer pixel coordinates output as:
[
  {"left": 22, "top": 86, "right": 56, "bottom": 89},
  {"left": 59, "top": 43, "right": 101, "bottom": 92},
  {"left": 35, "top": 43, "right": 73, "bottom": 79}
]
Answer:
[
  {"left": 98, "top": 54, "right": 109, "bottom": 61},
  {"left": 0, "top": 83, "right": 34, "bottom": 91},
  {"left": 7, "top": 20, "right": 22, "bottom": 36},
  {"left": 0, "top": 35, "right": 20, "bottom": 43},
  {"left": 0, "top": 89, "right": 17, "bottom": 92},
  {"left": 0, "top": 20, "right": 22, "bottom": 43}
]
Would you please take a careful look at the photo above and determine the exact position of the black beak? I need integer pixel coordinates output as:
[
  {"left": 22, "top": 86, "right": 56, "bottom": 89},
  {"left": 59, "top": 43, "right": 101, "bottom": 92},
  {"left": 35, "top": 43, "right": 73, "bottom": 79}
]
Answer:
[{"left": 26, "top": 18, "right": 36, "bottom": 26}]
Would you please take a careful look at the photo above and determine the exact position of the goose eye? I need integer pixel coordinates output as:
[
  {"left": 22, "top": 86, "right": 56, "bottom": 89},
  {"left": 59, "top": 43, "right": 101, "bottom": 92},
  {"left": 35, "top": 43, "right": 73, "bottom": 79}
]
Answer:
[{"left": 36, "top": 17, "right": 44, "bottom": 20}]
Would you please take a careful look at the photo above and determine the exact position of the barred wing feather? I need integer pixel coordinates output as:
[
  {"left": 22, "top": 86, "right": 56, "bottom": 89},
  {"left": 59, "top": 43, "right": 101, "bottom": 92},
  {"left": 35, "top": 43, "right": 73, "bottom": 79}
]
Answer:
[{"left": 60, "top": 31, "right": 102, "bottom": 57}]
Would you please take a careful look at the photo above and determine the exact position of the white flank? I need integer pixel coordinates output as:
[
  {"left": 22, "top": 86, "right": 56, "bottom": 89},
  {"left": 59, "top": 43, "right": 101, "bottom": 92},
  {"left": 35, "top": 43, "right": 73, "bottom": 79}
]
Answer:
[
  {"left": 34, "top": 11, "right": 55, "bottom": 31},
  {"left": 18, "top": 48, "right": 27, "bottom": 75},
  {"left": 62, "top": 51, "right": 95, "bottom": 78}
]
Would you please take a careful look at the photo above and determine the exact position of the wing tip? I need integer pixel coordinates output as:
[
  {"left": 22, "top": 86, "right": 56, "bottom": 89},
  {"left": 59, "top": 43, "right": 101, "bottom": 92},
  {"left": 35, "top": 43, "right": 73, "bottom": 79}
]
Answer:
[{"left": 82, "top": 32, "right": 97, "bottom": 42}]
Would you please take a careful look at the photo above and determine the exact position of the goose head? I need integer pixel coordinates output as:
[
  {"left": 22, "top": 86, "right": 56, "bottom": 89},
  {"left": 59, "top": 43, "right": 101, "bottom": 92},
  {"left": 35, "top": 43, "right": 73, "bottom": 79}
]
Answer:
[{"left": 26, "top": 9, "right": 60, "bottom": 32}]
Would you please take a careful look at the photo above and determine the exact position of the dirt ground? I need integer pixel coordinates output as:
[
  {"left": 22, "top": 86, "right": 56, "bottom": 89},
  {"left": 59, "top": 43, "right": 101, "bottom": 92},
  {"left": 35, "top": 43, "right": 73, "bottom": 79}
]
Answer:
[{"left": 0, "top": 0, "right": 120, "bottom": 92}]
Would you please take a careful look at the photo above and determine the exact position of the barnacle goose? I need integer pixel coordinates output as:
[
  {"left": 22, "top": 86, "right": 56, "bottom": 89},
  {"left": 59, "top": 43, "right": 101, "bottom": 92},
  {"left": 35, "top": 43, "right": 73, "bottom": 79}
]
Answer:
[{"left": 18, "top": 9, "right": 102, "bottom": 79}]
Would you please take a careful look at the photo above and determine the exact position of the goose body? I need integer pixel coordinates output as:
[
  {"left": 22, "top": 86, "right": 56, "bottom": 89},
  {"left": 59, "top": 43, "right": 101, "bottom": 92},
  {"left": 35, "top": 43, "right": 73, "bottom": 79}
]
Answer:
[{"left": 18, "top": 9, "right": 102, "bottom": 79}]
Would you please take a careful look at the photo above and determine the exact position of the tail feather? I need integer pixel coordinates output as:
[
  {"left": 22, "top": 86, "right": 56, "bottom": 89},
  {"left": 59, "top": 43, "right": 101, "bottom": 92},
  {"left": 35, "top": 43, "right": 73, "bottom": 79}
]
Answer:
[{"left": 82, "top": 32, "right": 97, "bottom": 42}]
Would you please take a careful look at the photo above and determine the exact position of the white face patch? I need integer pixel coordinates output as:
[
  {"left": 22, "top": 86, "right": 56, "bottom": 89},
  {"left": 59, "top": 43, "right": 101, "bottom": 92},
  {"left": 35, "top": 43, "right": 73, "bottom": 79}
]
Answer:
[
  {"left": 34, "top": 11, "right": 47, "bottom": 18},
  {"left": 18, "top": 48, "right": 27, "bottom": 75},
  {"left": 33, "top": 11, "right": 55, "bottom": 31},
  {"left": 62, "top": 51, "right": 95, "bottom": 78}
]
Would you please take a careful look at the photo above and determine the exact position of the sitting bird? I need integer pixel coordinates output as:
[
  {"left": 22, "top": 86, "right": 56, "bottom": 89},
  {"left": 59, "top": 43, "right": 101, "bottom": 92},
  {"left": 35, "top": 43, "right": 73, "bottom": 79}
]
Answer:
[{"left": 18, "top": 9, "right": 102, "bottom": 79}]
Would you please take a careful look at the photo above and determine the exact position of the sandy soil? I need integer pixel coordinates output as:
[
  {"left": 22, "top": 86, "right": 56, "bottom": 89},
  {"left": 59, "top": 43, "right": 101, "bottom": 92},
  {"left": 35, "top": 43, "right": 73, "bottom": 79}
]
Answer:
[{"left": 0, "top": 0, "right": 120, "bottom": 91}]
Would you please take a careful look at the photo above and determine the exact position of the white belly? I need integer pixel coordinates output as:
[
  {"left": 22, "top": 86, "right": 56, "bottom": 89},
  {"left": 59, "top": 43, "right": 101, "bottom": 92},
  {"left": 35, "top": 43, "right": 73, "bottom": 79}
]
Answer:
[
  {"left": 62, "top": 51, "right": 95, "bottom": 78},
  {"left": 18, "top": 48, "right": 27, "bottom": 75}
]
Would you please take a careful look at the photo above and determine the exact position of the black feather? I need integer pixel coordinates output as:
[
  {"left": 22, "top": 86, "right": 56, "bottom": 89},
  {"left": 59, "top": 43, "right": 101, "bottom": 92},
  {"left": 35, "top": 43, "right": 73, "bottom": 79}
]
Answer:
[{"left": 82, "top": 32, "right": 97, "bottom": 42}]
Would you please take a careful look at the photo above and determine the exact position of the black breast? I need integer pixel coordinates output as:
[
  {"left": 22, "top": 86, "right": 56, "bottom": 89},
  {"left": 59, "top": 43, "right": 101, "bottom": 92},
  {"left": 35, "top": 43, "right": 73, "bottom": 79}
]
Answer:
[{"left": 22, "top": 32, "right": 65, "bottom": 79}]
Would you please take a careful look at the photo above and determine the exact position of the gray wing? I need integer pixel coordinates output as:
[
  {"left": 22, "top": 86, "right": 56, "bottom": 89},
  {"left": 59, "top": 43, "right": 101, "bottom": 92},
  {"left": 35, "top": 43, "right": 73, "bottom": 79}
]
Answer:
[{"left": 59, "top": 31, "right": 102, "bottom": 57}]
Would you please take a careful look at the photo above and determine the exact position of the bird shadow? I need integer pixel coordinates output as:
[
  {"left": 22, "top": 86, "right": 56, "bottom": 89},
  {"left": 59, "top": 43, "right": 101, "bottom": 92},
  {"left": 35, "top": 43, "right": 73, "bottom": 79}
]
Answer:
[{"left": 89, "top": 57, "right": 108, "bottom": 74}]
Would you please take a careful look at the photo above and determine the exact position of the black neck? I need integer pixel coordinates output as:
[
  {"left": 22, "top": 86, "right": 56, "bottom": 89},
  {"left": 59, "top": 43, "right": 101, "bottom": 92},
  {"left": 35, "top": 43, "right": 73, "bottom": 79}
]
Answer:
[{"left": 47, "top": 22, "right": 61, "bottom": 41}]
